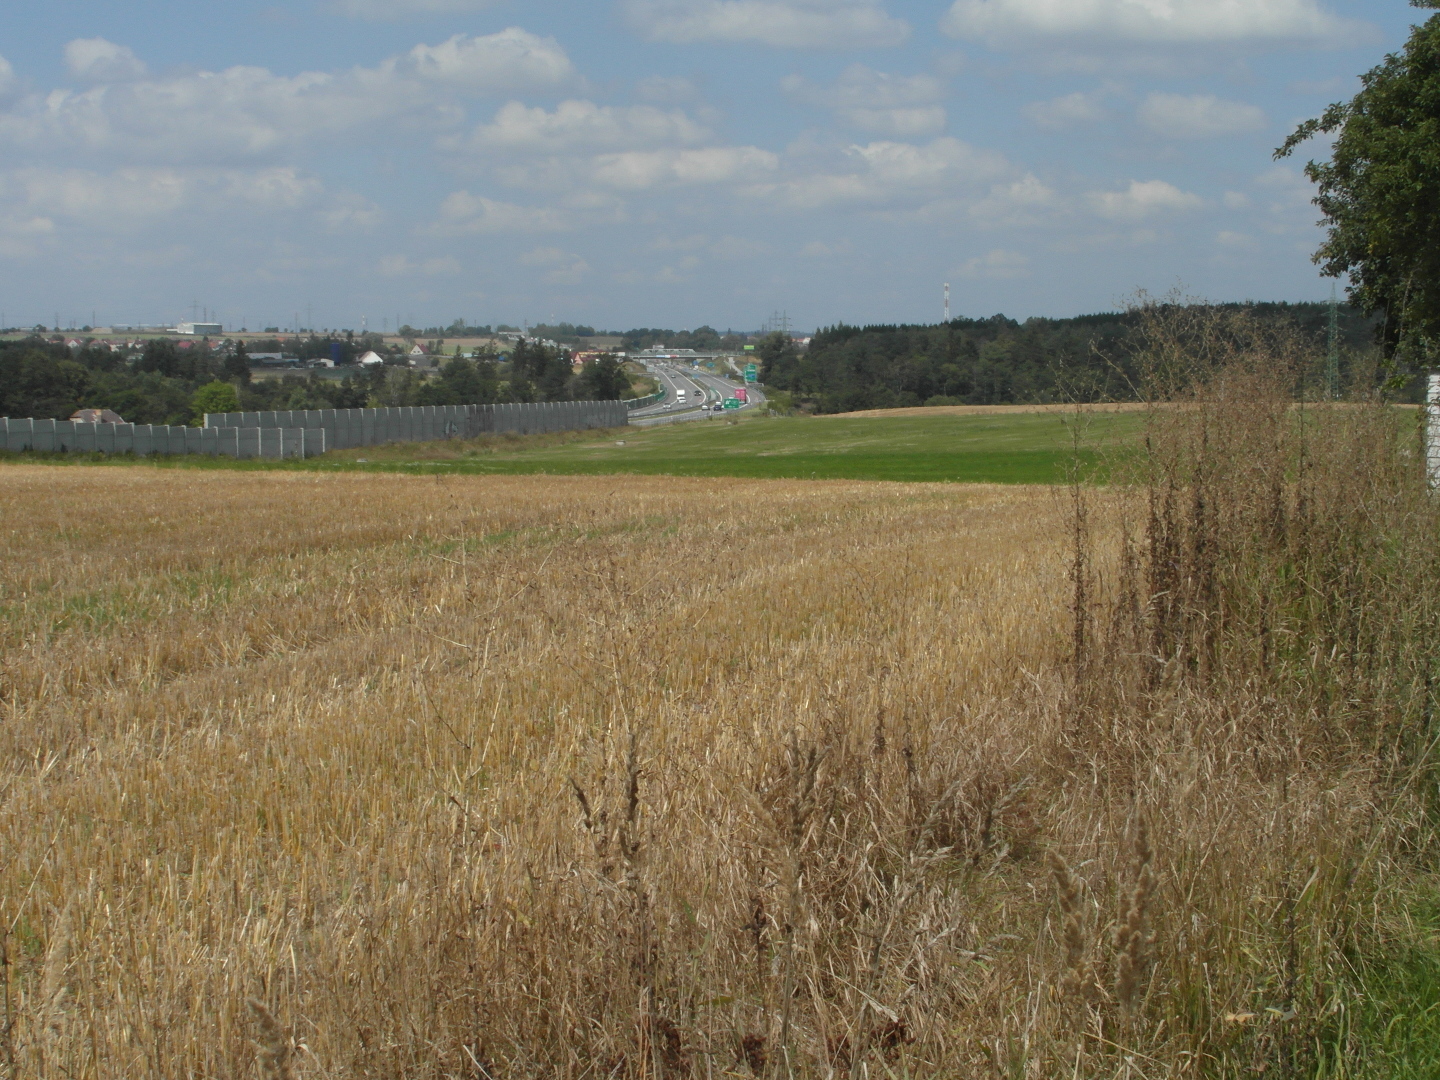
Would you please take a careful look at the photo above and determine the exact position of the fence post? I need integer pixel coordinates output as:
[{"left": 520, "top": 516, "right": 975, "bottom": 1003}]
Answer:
[{"left": 1428, "top": 372, "right": 1440, "bottom": 489}]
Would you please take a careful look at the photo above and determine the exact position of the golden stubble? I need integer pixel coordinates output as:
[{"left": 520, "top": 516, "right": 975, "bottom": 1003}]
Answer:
[{"left": 0, "top": 432, "right": 1426, "bottom": 1079}]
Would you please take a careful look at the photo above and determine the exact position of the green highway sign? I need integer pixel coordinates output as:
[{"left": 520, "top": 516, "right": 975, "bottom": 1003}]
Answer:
[
  {"left": 723, "top": 398, "right": 741, "bottom": 409},
  {"left": 744, "top": 363, "right": 758, "bottom": 382}
]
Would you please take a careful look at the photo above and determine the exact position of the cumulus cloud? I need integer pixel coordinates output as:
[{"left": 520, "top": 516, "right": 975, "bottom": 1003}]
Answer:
[
  {"left": 1023, "top": 90, "right": 1105, "bottom": 128},
  {"left": 968, "top": 173, "right": 1057, "bottom": 226},
  {"left": 519, "top": 245, "right": 590, "bottom": 283},
  {"left": 591, "top": 146, "right": 779, "bottom": 189},
  {"left": 1087, "top": 179, "right": 1203, "bottom": 220},
  {"left": 468, "top": 100, "right": 708, "bottom": 153},
  {"left": 65, "top": 39, "right": 148, "bottom": 82},
  {"left": 0, "top": 166, "right": 336, "bottom": 240},
  {"left": 959, "top": 248, "right": 1029, "bottom": 278},
  {"left": 399, "top": 29, "right": 574, "bottom": 89},
  {"left": 0, "top": 30, "right": 575, "bottom": 163},
  {"left": 941, "top": 0, "right": 1367, "bottom": 47},
  {"left": 623, "top": 0, "right": 910, "bottom": 49},
  {"left": 435, "top": 191, "right": 572, "bottom": 233},
  {"left": 332, "top": 0, "right": 503, "bottom": 18},
  {"left": 1137, "top": 93, "right": 1265, "bottom": 137},
  {"left": 746, "top": 136, "right": 1011, "bottom": 210},
  {"left": 376, "top": 253, "right": 462, "bottom": 276},
  {"left": 784, "top": 65, "right": 946, "bottom": 135}
]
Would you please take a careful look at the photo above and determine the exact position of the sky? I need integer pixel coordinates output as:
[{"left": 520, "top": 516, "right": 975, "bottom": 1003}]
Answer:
[{"left": 0, "top": 0, "right": 1423, "bottom": 334}]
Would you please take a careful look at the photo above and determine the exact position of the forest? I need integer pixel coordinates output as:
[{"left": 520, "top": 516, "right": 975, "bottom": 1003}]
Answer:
[{"left": 760, "top": 302, "right": 1392, "bottom": 412}]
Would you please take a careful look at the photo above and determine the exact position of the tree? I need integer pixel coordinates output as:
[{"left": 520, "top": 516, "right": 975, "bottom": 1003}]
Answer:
[
  {"left": 1277, "top": 2, "right": 1440, "bottom": 354},
  {"left": 190, "top": 380, "right": 240, "bottom": 424},
  {"left": 757, "top": 331, "right": 800, "bottom": 387},
  {"left": 223, "top": 340, "right": 252, "bottom": 384},
  {"left": 576, "top": 354, "right": 630, "bottom": 400}
]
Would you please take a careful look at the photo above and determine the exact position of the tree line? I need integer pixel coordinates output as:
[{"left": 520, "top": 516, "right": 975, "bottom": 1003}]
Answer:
[
  {"left": 0, "top": 335, "right": 637, "bottom": 426},
  {"left": 757, "top": 302, "right": 1390, "bottom": 413}
]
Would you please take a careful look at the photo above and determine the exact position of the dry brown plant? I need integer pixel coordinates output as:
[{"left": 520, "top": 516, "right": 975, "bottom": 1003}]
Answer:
[
  {"left": 0, "top": 312, "right": 1434, "bottom": 1079},
  {"left": 247, "top": 999, "right": 296, "bottom": 1080}
]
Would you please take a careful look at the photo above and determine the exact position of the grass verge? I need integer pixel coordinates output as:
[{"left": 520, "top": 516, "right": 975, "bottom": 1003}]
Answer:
[{"left": 0, "top": 409, "right": 1143, "bottom": 484}]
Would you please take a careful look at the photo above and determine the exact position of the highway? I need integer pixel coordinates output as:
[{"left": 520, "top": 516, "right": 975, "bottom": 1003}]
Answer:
[{"left": 629, "top": 361, "right": 765, "bottom": 426}]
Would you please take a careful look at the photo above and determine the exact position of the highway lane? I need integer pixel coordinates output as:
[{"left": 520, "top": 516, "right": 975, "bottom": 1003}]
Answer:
[{"left": 629, "top": 361, "right": 765, "bottom": 426}]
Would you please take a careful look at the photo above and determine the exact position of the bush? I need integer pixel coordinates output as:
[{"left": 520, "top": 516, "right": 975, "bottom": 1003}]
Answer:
[{"left": 189, "top": 381, "right": 240, "bottom": 425}]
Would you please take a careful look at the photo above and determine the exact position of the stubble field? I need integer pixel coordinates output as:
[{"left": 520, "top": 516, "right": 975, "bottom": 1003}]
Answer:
[
  {"left": 2, "top": 467, "right": 1076, "bottom": 1078},
  {"left": 3, "top": 366, "right": 1438, "bottom": 1080}
]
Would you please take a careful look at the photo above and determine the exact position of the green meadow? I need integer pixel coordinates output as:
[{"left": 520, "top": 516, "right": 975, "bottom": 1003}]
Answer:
[
  {"left": 319, "top": 409, "right": 1143, "bottom": 483},
  {"left": 1, "top": 409, "right": 1145, "bottom": 484}
]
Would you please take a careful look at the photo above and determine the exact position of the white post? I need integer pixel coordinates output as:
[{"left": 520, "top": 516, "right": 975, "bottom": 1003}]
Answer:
[{"left": 1428, "top": 373, "right": 1440, "bottom": 489}]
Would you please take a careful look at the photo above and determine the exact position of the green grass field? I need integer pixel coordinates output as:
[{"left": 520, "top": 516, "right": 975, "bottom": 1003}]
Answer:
[
  {"left": 1, "top": 410, "right": 1144, "bottom": 484},
  {"left": 319, "top": 410, "right": 1142, "bottom": 483}
]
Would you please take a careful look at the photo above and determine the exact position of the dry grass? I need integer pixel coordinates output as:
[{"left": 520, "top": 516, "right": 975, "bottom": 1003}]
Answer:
[
  {"left": 0, "top": 306, "right": 1435, "bottom": 1080},
  {"left": 0, "top": 469, "right": 1074, "bottom": 1078}
]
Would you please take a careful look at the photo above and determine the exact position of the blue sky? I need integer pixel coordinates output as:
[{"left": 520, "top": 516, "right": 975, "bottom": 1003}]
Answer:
[{"left": 0, "top": 0, "right": 1420, "bottom": 333}]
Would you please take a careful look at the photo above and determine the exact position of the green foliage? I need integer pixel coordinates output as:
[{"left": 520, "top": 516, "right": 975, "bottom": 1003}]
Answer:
[
  {"left": 575, "top": 354, "right": 629, "bottom": 400},
  {"left": 0, "top": 345, "right": 90, "bottom": 419},
  {"left": 189, "top": 381, "right": 240, "bottom": 424},
  {"left": 767, "top": 304, "right": 1388, "bottom": 413},
  {"left": 416, "top": 356, "right": 500, "bottom": 406},
  {"left": 223, "top": 340, "right": 252, "bottom": 384},
  {"left": 1277, "top": 10, "right": 1440, "bottom": 353},
  {"left": 620, "top": 325, "right": 737, "bottom": 352}
]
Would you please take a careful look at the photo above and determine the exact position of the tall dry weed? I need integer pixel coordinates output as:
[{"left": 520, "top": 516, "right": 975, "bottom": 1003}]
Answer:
[
  {"left": 0, "top": 326, "right": 1435, "bottom": 1080},
  {"left": 1057, "top": 297, "right": 1440, "bottom": 1072}
]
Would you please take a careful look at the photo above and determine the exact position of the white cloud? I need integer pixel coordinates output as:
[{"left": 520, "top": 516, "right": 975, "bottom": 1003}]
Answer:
[
  {"left": 332, "top": 0, "right": 503, "bottom": 18},
  {"left": 969, "top": 173, "right": 1057, "bottom": 226},
  {"left": 1087, "top": 179, "right": 1203, "bottom": 220},
  {"left": 591, "top": 146, "right": 779, "bottom": 189},
  {"left": 1223, "top": 190, "right": 1250, "bottom": 209},
  {"left": 709, "top": 235, "right": 771, "bottom": 258},
  {"left": 1023, "top": 90, "right": 1104, "bottom": 128},
  {"left": 469, "top": 100, "right": 708, "bottom": 153},
  {"left": 376, "top": 253, "right": 462, "bottom": 276},
  {"left": 959, "top": 248, "right": 1029, "bottom": 278},
  {"left": 784, "top": 66, "right": 946, "bottom": 135},
  {"left": 0, "top": 56, "right": 16, "bottom": 100},
  {"left": 784, "top": 66, "right": 943, "bottom": 109},
  {"left": 519, "top": 245, "right": 590, "bottom": 283},
  {"left": 320, "top": 191, "right": 382, "bottom": 231},
  {"left": 435, "top": 191, "right": 572, "bottom": 233},
  {"left": 1138, "top": 93, "right": 1265, "bottom": 137},
  {"left": 0, "top": 165, "right": 339, "bottom": 243},
  {"left": 623, "top": 0, "right": 910, "bottom": 49},
  {"left": 65, "top": 39, "right": 147, "bottom": 82},
  {"left": 836, "top": 107, "right": 945, "bottom": 136},
  {"left": 0, "top": 30, "right": 574, "bottom": 163},
  {"left": 399, "top": 29, "right": 575, "bottom": 89},
  {"left": 1216, "top": 230, "right": 1256, "bottom": 248},
  {"left": 746, "top": 136, "right": 1011, "bottom": 210},
  {"left": 941, "top": 0, "right": 1367, "bottom": 46}
]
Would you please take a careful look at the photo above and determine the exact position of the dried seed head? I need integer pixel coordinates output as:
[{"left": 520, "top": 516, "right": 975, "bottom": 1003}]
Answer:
[{"left": 248, "top": 999, "right": 297, "bottom": 1080}]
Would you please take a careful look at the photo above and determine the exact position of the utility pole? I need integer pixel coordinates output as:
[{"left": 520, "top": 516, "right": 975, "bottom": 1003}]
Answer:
[
  {"left": 1326, "top": 282, "right": 1340, "bottom": 400},
  {"left": 944, "top": 282, "right": 950, "bottom": 323}
]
